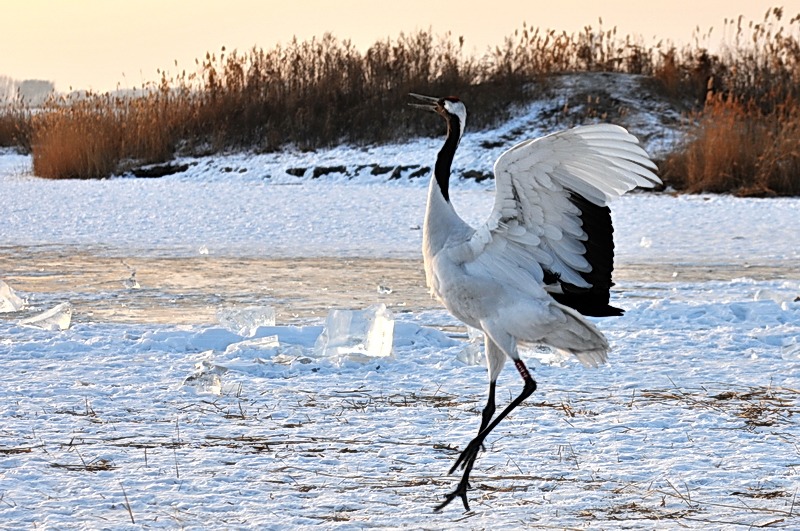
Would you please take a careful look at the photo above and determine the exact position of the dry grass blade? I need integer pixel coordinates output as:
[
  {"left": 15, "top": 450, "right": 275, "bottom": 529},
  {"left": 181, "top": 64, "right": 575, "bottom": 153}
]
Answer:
[
  {"left": 732, "top": 490, "right": 790, "bottom": 500},
  {"left": 639, "top": 385, "right": 800, "bottom": 428},
  {"left": 0, "top": 447, "right": 35, "bottom": 455},
  {"left": 50, "top": 458, "right": 117, "bottom": 472},
  {"left": 656, "top": 489, "right": 798, "bottom": 518},
  {"left": 120, "top": 482, "right": 135, "bottom": 524}
]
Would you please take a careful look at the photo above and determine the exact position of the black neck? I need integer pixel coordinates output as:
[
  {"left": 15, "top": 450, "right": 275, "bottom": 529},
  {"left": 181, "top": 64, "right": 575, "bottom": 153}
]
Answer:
[{"left": 434, "top": 114, "right": 461, "bottom": 203}]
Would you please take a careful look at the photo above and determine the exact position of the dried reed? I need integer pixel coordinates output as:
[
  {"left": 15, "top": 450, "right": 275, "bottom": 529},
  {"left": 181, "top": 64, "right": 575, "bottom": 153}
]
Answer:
[{"left": 0, "top": 8, "right": 795, "bottom": 195}]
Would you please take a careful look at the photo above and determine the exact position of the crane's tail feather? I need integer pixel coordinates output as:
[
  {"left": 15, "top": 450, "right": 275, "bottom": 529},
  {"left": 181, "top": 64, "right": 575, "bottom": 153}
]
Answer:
[
  {"left": 518, "top": 340, "right": 608, "bottom": 368},
  {"left": 568, "top": 347, "right": 608, "bottom": 368},
  {"left": 518, "top": 303, "right": 610, "bottom": 368}
]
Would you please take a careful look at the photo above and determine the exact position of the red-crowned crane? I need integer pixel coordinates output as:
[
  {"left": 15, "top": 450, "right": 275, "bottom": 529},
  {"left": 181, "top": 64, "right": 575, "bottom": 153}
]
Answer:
[{"left": 409, "top": 93, "right": 660, "bottom": 512}]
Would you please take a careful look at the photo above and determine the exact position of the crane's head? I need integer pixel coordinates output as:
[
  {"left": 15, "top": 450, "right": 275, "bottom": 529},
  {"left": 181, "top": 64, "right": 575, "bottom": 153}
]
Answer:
[{"left": 409, "top": 93, "right": 467, "bottom": 137}]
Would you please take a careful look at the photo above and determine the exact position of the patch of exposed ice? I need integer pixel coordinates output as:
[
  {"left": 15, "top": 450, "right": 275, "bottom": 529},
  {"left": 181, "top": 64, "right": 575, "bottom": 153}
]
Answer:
[
  {"left": 0, "top": 279, "right": 25, "bottom": 313},
  {"left": 18, "top": 301, "right": 72, "bottom": 330}
]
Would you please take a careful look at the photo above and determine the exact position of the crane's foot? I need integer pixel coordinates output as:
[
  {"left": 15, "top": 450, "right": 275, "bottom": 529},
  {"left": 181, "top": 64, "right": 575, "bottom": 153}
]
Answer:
[
  {"left": 435, "top": 362, "right": 537, "bottom": 512},
  {"left": 448, "top": 435, "right": 484, "bottom": 474},
  {"left": 434, "top": 476, "right": 471, "bottom": 512},
  {"left": 434, "top": 435, "right": 486, "bottom": 512}
]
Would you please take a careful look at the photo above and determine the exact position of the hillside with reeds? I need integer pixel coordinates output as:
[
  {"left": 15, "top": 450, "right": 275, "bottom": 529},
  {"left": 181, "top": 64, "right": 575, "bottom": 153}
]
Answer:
[{"left": 0, "top": 7, "right": 798, "bottom": 195}]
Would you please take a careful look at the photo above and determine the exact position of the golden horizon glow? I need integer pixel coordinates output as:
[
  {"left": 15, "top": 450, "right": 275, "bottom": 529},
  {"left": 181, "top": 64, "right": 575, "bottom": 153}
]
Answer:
[{"left": 1, "top": 0, "right": 795, "bottom": 93}]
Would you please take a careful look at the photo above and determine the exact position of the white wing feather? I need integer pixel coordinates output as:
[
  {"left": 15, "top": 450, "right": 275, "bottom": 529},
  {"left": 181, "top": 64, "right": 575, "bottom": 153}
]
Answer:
[
  {"left": 426, "top": 123, "right": 659, "bottom": 367},
  {"left": 472, "top": 124, "right": 660, "bottom": 288}
]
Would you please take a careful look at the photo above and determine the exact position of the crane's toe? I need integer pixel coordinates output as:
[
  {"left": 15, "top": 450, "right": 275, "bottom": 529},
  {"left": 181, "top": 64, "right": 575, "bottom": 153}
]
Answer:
[
  {"left": 435, "top": 436, "right": 486, "bottom": 512},
  {"left": 433, "top": 480, "right": 471, "bottom": 513},
  {"left": 448, "top": 436, "right": 484, "bottom": 474}
]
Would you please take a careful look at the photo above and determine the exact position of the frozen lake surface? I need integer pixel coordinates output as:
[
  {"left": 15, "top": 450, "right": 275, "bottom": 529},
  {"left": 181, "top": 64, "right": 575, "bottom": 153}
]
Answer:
[
  {"left": 3, "top": 158, "right": 799, "bottom": 267},
  {"left": 2, "top": 139, "right": 800, "bottom": 529}
]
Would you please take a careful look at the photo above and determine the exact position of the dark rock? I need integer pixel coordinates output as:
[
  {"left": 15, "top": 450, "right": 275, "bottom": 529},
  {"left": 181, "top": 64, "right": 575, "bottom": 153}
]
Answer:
[
  {"left": 370, "top": 165, "right": 394, "bottom": 175},
  {"left": 313, "top": 166, "right": 348, "bottom": 178},
  {"left": 409, "top": 167, "right": 430, "bottom": 179},
  {"left": 461, "top": 170, "right": 493, "bottom": 182},
  {"left": 286, "top": 167, "right": 307, "bottom": 177},
  {"left": 389, "top": 165, "right": 421, "bottom": 180},
  {"left": 131, "top": 163, "right": 190, "bottom": 178}
]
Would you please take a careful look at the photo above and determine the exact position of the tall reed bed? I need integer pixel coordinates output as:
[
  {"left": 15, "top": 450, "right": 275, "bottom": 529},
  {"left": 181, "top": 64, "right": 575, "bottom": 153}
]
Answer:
[
  {"left": 662, "top": 8, "right": 800, "bottom": 195},
  {"left": 0, "top": 105, "right": 31, "bottom": 150},
  {"left": 25, "top": 32, "right": 497, "bottom": 177},
  {"left": 13, "top": 26, "right": 675, "bottom": 179},
  {"left": 1, "top": 8, "right": 798, "bottom": 195},
  {"left": 30, "top": 80, "right": 189, "bottom": 178}
]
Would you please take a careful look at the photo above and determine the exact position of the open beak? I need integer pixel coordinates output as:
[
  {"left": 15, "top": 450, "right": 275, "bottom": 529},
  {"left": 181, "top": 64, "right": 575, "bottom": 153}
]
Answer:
[{"left": 408, "top": 93, "right": 440, "bottom": 112}]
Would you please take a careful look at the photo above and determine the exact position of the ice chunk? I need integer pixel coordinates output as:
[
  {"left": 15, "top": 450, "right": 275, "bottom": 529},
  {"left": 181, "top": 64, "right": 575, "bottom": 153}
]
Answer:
[
  {"left": 314, "top": 304, "right": 394, "bottom": 362},
  {"left": 457, "top": 326, "right": 486, "bottom": 366},
  {"left": 216, "top": 306, "right": 276, "bottom": 337},
  {"left": 249, "top": 325, "right": 323, "bottom": 347},
  {"left": 19, "top": 302, "right": 73, "bottom": 331},
  {"left": 121, "top": 262, "right": 140, "bottom": 289},
  {"left": 223, "top": 335, "right": 281, "bottom": 359},
  {"left": 519, "top": 342, "right": 572, "bottom": 366},
  {"left": 183, "top": 357, "right": 227, "bottom": 395},
  {"left": 754, "top": 288, "right": 793, "bottom": 305},
  {"left": 122, "top": 272, "right": 140, "bottom": 289},
  {"left": 458, "top": 327, "right": 571, "bottom": 367},
  {"left": 187, "top": 327, "right": 243, "bottom": 351},
  {"left": 222, "top": 336, "right": 315, "bottom": 369},
  {"left": 0, "top": 279, "right": 25, "bottom": 313}
]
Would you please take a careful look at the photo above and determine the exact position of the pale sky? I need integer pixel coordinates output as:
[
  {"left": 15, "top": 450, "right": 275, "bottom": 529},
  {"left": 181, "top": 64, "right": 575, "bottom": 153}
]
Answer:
[{"left": 2, "top": 0, "right": 796, "bottom": 92}]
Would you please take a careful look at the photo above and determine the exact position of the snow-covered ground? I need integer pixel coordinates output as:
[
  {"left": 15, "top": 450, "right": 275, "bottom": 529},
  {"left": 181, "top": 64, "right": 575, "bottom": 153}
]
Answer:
[{"left": 1, "top": 89, "right": 800, "bottom": 528}]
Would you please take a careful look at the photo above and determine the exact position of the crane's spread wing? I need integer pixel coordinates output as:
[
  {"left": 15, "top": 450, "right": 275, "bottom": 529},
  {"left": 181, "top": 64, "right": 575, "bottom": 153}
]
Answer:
[{"left": 469, "top": 124, "right": 660, "bottom": 316}]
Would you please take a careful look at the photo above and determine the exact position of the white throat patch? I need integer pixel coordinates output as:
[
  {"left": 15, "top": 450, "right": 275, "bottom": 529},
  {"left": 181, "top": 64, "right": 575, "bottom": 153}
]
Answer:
[{"left": 443, "top": 100, "right": 467, "bottom": 139}]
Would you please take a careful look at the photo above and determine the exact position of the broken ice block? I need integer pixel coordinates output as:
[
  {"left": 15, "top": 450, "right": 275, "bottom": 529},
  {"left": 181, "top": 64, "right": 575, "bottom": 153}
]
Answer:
[
  {"left": 519, "top": 342, "right": 571, "bottom": 366},
  {"left": 457, "top": 326, "right": 486, "bottom": 366},
  {"left": 216, "top": 306, "right": 276, "bottom": 337},
  {"left": 183, "top": 358, "right": 226, "bottom": 395},
  {"left": 0, "top": 280, "right": 25, "bottom": 313},
  {"left": 223, "top": 335, "right": 281, "bottom": 359},
  {"left": 222, "top": 336, "right": 315, "bottom": 368},
  {"left": 122, "top": 272, "right": 140, "bottom": 289},
  {"left": 314, "top": 304, "right": 394, "bottom": 361},
  {"left": 121, "top": 262, "right": 140, "bottom": 289},
  {"left": 19, "top": 302, "right": 73, "bottom": 331}
]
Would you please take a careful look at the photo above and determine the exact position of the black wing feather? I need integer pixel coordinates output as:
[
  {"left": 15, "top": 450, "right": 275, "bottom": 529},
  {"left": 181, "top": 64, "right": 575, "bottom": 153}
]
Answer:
[{"left": 547, "top": 193, "right": 624, "bottom": 317}]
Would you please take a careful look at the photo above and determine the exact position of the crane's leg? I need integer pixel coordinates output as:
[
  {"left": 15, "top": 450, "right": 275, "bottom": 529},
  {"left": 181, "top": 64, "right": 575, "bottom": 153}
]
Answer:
[
  {"left": 477, "top": 380, "right": 496, "bottom": 440},
  {"left": 475, "top": 334, "right": 506, "bottom": 437},
  {"left": 434, "top": 338, "right": 537, "bottom": 512}
]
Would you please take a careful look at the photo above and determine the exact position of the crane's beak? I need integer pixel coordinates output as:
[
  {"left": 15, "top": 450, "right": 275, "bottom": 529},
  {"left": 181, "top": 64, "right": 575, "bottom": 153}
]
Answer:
[{"left": 408, "top": 93, "right": 440, "bottom": 112}]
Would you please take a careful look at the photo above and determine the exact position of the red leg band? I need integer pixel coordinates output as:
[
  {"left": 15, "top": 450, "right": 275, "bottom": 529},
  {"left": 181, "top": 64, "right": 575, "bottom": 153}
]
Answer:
[{"left": 514, "top": 359, "right": 531, "bottom": 381}]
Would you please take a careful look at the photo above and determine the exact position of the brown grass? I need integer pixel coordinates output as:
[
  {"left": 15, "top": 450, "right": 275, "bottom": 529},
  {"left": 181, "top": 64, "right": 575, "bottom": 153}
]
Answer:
[
  {"left": 0, "top": 104, "right": 32, "bottom": 150},
  {"left": 662, "top": 94, "right": 800, "bottom": 196},
  {"left": 32, "top": 99, "right": 122, "bottom": 179},
  {"left": 661, "top": 8, "right": 800, "bottom": 196},
  {"left": 0, "top": 8, "right": 798, "bottom": 194}
]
